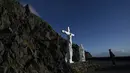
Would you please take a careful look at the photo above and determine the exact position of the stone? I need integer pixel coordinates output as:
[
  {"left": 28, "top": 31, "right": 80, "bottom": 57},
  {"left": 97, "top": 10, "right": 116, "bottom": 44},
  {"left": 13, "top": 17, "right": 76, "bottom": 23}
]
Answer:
[
  {"left": 71, "top": 61, "right": 100, "bottom": 73},
  {"left": 0, "top": 41, "right": 4, "bottom": 52},
  {"left": 85, "top": 51, "right": 92, "bottom": 60},
  {"left": 72, "top": 43, "right": 80, "bottom": 62},
  {"left": 24, "top": 4, "right": 40, "bottom": 17},
  {"left": 79, "top": 44, "right": 86, "bottom": 62}
]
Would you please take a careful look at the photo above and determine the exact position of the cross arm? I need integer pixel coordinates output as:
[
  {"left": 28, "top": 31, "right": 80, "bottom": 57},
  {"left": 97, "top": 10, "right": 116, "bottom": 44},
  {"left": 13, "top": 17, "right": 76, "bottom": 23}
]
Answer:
[
  {"left": 62, "top": 30, "right": 70, "bottom": 35},
  {"left": 71, "top": 33, "right": 75, "bottom": 36}
]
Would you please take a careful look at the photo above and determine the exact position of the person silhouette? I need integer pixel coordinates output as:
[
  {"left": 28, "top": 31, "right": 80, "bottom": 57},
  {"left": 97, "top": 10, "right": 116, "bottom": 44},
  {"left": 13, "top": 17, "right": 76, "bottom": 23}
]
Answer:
[{"left": 109, "top": 49, "right": 116, "bottom": 66}]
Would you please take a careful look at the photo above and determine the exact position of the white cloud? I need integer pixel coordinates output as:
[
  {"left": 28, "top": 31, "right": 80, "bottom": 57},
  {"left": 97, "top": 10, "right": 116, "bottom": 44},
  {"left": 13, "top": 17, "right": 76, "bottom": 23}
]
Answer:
[{"left": 115, "top": 49, "right": 125, "bottom": 52}]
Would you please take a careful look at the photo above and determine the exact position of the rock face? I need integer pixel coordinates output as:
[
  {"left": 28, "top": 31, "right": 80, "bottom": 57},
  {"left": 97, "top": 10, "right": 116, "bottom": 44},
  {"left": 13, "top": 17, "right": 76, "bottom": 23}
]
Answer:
[
  {"left": 0, "top": 0, "right": 74, "bottom": 73},
  {"left": 24, "top": 4, "right": 40, "bottom": 17},
  {"left": 85, "top": 51, "right": 92, "bottom": 60},
  {"left": 72, "top": 43, "right": 80, "bottom": 62},
  {"left": 72, "top": 43, "right": 92, "bottom": 62}
]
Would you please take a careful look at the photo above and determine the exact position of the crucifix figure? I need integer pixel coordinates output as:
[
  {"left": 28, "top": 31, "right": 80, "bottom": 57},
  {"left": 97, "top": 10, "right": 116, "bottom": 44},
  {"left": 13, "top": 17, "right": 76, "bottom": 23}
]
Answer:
[
  {"left": 62, "top": 27, "right": 74, "bottom": 63},
  {"left": 79, "top": 44, "right": 86, "bottom": 62}
]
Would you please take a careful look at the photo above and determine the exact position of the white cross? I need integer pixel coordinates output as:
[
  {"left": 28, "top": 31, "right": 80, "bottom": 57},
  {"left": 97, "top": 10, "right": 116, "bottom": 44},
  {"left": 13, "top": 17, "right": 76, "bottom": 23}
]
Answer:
[
  {"left": 62, "top": 27, "right": 74, "bottom": 36},
  {"left": 62, "top": 27, "right": 74, "bottom": 63}
]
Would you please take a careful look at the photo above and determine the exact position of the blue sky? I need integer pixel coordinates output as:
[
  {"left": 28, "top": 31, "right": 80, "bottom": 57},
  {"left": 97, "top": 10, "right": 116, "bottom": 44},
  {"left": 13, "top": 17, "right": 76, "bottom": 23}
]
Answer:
[{"left": 20, "top": 0, "right": 130, "bottom": 55}]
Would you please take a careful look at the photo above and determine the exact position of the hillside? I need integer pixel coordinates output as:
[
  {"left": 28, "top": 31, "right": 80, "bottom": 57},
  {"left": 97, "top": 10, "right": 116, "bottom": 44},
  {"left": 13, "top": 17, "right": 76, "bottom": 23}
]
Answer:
[{"left": 0, "top": 0, "right": 74, "bottom": 73}]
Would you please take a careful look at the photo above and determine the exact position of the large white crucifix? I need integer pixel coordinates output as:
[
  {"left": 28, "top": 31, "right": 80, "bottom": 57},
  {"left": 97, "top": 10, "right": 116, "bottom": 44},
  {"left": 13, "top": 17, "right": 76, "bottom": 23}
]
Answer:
[{"left": 62, "top": 27, "right": 74, "bottom": 63}]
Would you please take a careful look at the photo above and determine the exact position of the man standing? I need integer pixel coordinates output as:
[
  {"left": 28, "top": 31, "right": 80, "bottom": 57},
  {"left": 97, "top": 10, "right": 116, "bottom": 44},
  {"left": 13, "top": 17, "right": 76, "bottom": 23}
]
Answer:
[{"left": 109, "top": 49, "right": 116, "bottom": 66}]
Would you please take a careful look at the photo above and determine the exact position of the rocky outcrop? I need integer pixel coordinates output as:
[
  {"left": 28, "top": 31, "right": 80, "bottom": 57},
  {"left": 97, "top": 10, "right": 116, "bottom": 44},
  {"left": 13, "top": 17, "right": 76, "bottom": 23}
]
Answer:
[
  {"left": 85, "top": 51, "right": 92, "bottom": 61},
  {"left": 71, "top": 44, "right": 98, "bottom": 73},
  {"left": 72, "top": 43, "right": 80, "bottom": 62},
  {"left": 24, "top": 4, "right": 40, "bottom": 17},
  {"left": 0, "top": 0, "right": 74, "bottom": 73},
  {"left": 72, "top": 43, "right": 92, "bottom": 62}
]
